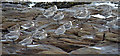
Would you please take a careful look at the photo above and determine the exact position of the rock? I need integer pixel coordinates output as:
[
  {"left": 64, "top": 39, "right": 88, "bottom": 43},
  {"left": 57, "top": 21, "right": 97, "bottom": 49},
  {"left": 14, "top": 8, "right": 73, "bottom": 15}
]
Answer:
[
  {"left": 105, "top": 32, "right": 119, "bottom": 42},
  {"left": 3, "top": 9, "right": 39, "bottom": 20},
  {"left": 92, "top": 43, "right": 118, "bottom": 54},
  {"left": 96, "top": 32, "right": 105, "bottom": 40},
  {"left": 31, "top": 44, "right": 66, "bottom": 51},
  {"left": 69, "top": 48, "right": 100, "bottom": 54},
  {"left": 2, "top": 44, "right": 24, "bottom": 54},
  {"left": 21, "top": 8, "right": 42, "bottom": 14},
  {"left": 2, "top": 2, "right": 119, "bottom": 54},
  {"left": 35, "top": 38, "right": 84, "bottom": 52},
  {"left": 37, "top": 51, "right": 68, "bottom": 54},
  {"left": 59, "top": 38, "right": 95, "bottom": 45},
  {"left": 0, "top": 24, "right": 2, "bottom": 29},
  {"left": 50, "top": 34, "right": 78, "bottom": 39},
  {"left": 88, "top": 9, "right": 102, "bottom": 15},
  {"left": 26, "top": 44, "right": 68, "bottom": 54},
  {"left": 0, "top": 42, "right": 2, "bottom": 55},
  {"left": 2, "top": 22, "right": 16, "bottom": 29},
  {"left": 2, "top": 3, "right": 24, "bottom": 8},
  {"left": 35, "top": 15, "right": 47, "bottom": 21},
  {"left": 88, "top": 17, "right": 99, "bottom": 21},
  {"left": 65, "top": 28, "right": 80, "bottom": 35},
  {"left": 110, "top": 28, "right": 120, "bottom": 34},
  {"left": 78, "top": 30, "right": 91, "bottom": 37}
]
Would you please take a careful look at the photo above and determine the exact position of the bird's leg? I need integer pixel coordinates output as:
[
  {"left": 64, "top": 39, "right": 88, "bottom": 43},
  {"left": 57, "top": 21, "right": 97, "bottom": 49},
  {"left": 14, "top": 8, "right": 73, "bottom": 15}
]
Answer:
[
  {"left": 12, "top": 39, "right": 15, "bottom": 44},
  {"left": 48, "top": 19, "right": 51, "bottom": 23},
  {"left": 91, "top": 25, "right": 96, "bottom": 36},
  {"left": 59, "top": 34, "right": 60, "bottom": 37},
  {"left": 31, "top": 40, "right": 34, "bottom": 44},
  {"left": 108, "top": 28, "right": 111, "bottom": 32},
  {"left": 80, "top": 22, "right": 83, "bottom": 28},
  {"left": 102, "top": 32, "right": 106, "bottom": 41},
  {"left": 47, "top": 18, "right": 51, "bottom": 23},
  {"left": 25, "top": 44, "right": 28, "bottom": 50},
  {"left": 57, "top": 20, "right": 60, "bottom": 26}
]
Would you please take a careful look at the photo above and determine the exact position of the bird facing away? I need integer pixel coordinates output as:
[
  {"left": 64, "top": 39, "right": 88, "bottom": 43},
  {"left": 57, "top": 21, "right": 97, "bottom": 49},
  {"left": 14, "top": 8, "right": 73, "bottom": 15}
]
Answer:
[
  {"left": 33, "top": 29, "right": 48, "bottom": 40},
  {"left": 63, "top": 21, "right": 73, "bottom": 30},
  {"left": 7, "top": 23, "right": 20, "bottom": 32},
  {"left": 48, "top": 5, "right": 58, "bottom": 12},
  {"left": 55, "top": 25, "right": 66, "bottom": 35},
  {"left": 21, "top": 21, "right": 35, "bottom": 30},
  {"left": 43, "top": 9, "right": 55, "bottom": 18},
  {"left": 43, "top": 5, "right": 58, "bottom": 18},
  {"left": 74, "top": 8, "right": 90, "bottom": 19},
  {"left": 53, "top": 12, "right": 64, "bottom": 21}
]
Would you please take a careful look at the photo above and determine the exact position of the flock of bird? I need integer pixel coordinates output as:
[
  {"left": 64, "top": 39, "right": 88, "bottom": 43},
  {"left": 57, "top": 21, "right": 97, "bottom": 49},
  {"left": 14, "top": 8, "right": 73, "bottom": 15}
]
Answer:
[
  {"left": 1, "top": 2, "right": 119, "bottom": 50},
  {"left": 2, "top": 5, "right": 74, "bottom": 49}
]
